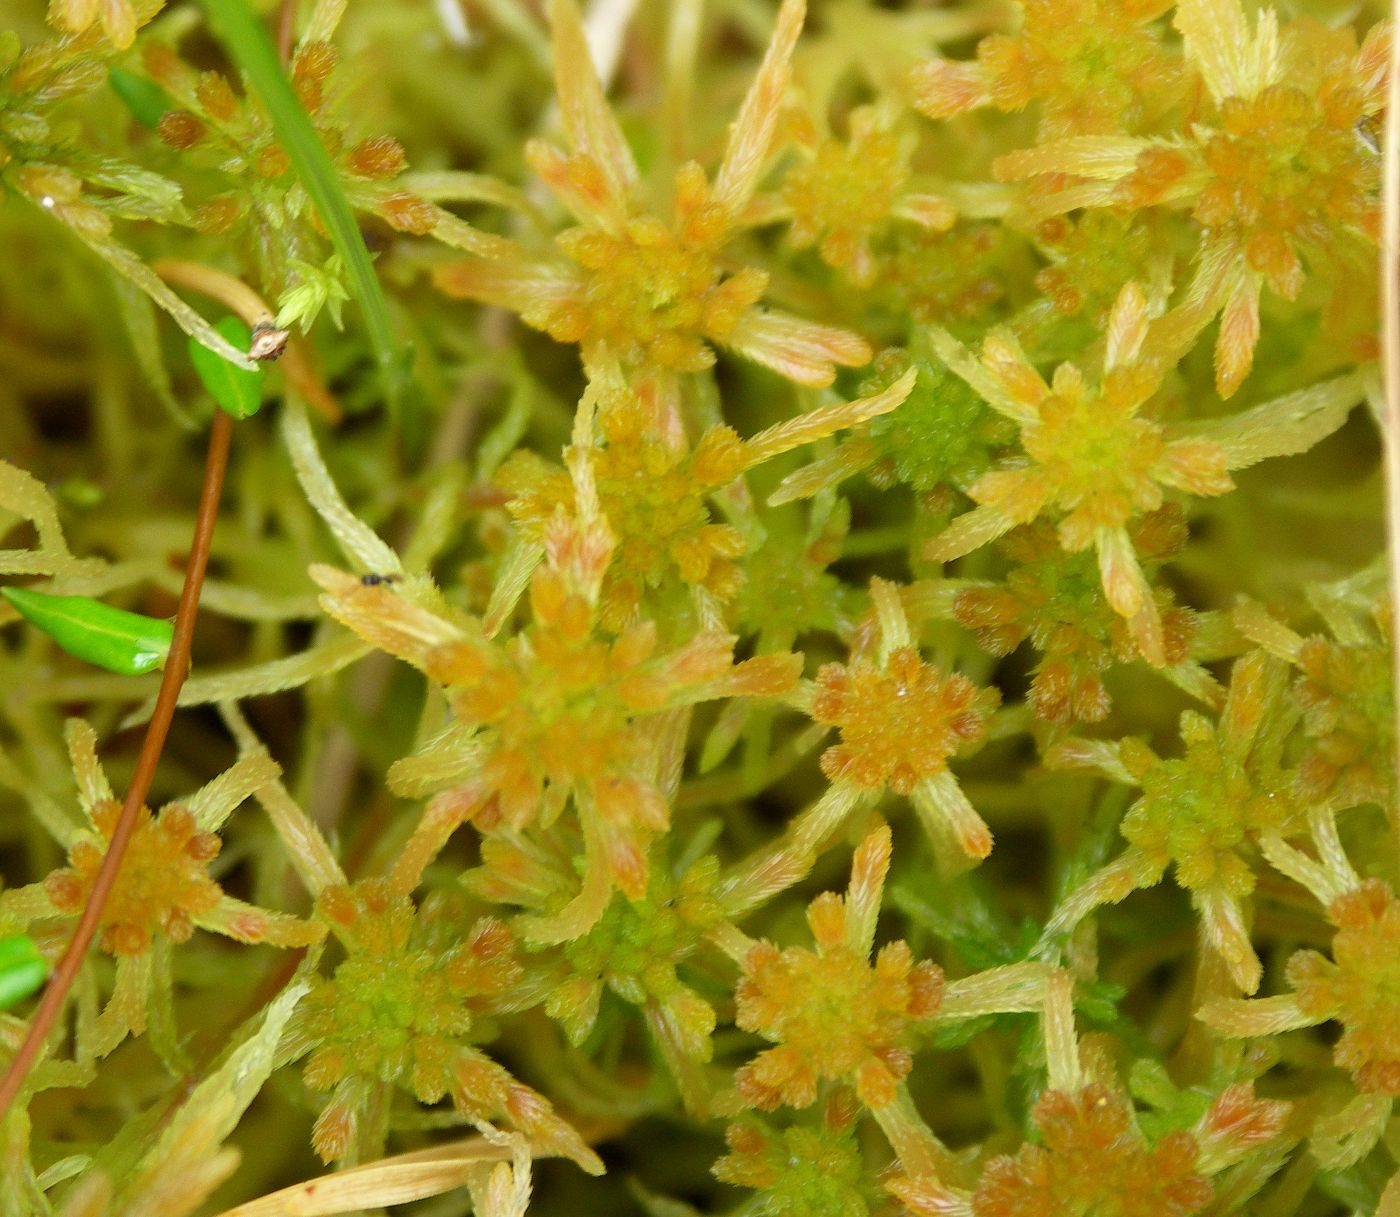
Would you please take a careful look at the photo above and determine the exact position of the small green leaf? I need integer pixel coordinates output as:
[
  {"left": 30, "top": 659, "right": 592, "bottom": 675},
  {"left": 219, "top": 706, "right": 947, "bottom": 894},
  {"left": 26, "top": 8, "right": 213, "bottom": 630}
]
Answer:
[
  {"left": 189, "top": 317, "right": 263, "bottom": 419},
  {"left": 2, "top": 586, "right": 174, "bottom": 675},
  {"left": 275, "top": 254, "right": 352, "bottom": 332},
  {"left": 107, "top": 67, "right": 176, "bottom": 131},
  {"left": 58, "top": 478, "right": 105, "bottom": 508},
  {"left": 0, "top": 935, "right": 47, "bottom": 1011}
]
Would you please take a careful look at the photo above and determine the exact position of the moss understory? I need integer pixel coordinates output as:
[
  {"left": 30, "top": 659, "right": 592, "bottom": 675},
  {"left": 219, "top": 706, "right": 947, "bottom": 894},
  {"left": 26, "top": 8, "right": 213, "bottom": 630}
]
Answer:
[{"left": 0, "top": 0, "right": 1397, "bottom": 1213}]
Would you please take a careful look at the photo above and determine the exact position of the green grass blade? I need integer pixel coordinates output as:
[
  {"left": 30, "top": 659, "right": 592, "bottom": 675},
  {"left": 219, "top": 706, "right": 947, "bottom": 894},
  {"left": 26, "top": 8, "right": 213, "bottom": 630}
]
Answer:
[
  {"left": 196, "top": 0, "right": 414, "bottom": 431},
  {"left": 0, "top": 936, "right": 46, "bottom": 1011},
  {"left": 108, "top": 66, "right": 176, "bottom": 130}
]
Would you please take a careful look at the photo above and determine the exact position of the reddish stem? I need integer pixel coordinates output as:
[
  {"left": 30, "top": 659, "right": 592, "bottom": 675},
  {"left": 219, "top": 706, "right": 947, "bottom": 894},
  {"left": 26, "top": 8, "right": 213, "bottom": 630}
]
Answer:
[
  {"left": 277, "top": 0, "right": 297, "bottom": 62},
  {"left": 0, "top": 410, "right": 234, "bottom": 1119}
]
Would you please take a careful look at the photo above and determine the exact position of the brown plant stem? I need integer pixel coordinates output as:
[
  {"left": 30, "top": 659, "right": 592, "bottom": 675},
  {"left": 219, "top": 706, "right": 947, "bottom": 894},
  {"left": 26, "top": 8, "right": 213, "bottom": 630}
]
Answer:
[{"left": 0, "top": 411, "right": 234, "bottom": 1121}]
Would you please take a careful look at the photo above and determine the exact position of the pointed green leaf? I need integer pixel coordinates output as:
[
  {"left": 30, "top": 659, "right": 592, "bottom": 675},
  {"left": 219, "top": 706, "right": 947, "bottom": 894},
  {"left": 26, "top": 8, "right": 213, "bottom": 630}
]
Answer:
[
  {"left": 0, "top": 935, "right": 46, "bottom": 1010},
  {"left": 2, "top": 586, "right": 173, "bottom": 675},
  {"left": 189, "top": 316, "right": 264, "bottom": 419},
  {"left": 107, "top": 67, "right": 177, "bottom": 130}
]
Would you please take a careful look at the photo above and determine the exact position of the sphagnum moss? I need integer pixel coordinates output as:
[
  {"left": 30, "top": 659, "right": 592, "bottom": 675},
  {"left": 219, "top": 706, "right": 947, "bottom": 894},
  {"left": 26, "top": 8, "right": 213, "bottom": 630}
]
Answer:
[{"left": 0, "top": 0, "right": 1394, "bottom": 1213}]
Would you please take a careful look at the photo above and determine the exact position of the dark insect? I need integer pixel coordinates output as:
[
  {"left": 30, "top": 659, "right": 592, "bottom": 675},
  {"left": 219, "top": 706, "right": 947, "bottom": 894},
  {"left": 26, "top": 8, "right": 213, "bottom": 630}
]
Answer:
[{"left": 360, "top": 573, "right": 401, "bottom": 586}]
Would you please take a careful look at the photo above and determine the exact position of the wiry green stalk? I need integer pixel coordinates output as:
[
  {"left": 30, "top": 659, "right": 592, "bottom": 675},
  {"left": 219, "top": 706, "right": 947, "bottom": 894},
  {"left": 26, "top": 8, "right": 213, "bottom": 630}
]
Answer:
[{"left": 196, "top": 0, "right": 414, "bottom": 433}]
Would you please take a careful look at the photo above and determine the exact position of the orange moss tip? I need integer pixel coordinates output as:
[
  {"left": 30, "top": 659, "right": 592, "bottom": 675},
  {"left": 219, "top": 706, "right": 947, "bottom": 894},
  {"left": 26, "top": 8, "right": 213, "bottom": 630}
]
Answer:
[
  {"left": 897, "top": 195, "right": 959, "bottom": 231},
  {"left": 909, "top": 59, "right": 988, "bottom": 119},
  {"left": 1040, "top": 665, "right": 1111, "bottom": 723},
  {"left": 526, "top": 141, "right": 621, "bottom": 227},
  {"left": 939, "top": 797, "right": 993, "bottom": 860},
  {"left": 218, "top": 902, "right": 326, "bottom": 948},
  {"left": 155, "top": 111, "right": 205, "bottom": 150},
  {"left": 603, "top": 835, "right": 650, "bottom": 901},
  {"left": 1288, "top": 880, "right": 1400, "bottom": 1093},
  {"left": 195, "top": 70, "right": 237, "bottom": 121},
  {"left": 310, "top": 1080, "right": 363, "bottom": 1162},
  {"left": 293, "top": 40, "right": 338, "bottom": 111},
  {"left": 1215, "top": 277, "right": 1261, "bottom": 399},
  {"left": 888, "top": 1170, "right": 970, "bottom": 1217},
  {"left": 140, "top": 39, "right": 181, "bottom": 83},
  {"left": 43, "top": 786, "right": 321, "bottom": 960},
  {"left": 726, "top": 312, "right": 873, "bottom": 387},
  {"left": 724, "top": 653, "right": 803, "bottom": 698},
  {"left": 378, "top": 192, "right": 438, "bottom": 234},
  {"left": 545, "top": 0, "right": 637, "bottom": 211},
  {"left": 974, "top": 1084, "right": 1214, "bottom": 1217},
  {"left": 657, "top": 632, "right": 737, "bottom": 685},
  {"left": 48, "top": 801, "right": 222, "bottom": 954},
  {"left": 1194, "top": 1083, "right": 1290, "bottom": 1167},
  {"left": 733, "top": 832, "right": 943, "bottom": 1111},
  {"left": 502, "top": 1081, "right": 605, "bottom": 1175},
  {"left": 814, "top": 648, "right": 993, "bottom": 795},
  {"left": 346, "top": 135, "right": 408, "bottom": 180},
  {"left": 316, "top": 883, "right": 361, "bottom": 930},
  {"left": 427, "top": 0, "right": 867, "bottom": 390},
  {"left": 254, "top": 144, "right": 291, "bottom": 179},
  {"left": 1292, "top": 620, "right": 1395, "bottom": 811},
  {"left": 192, "top": 194, "right": 242, "bottom": 234}
]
